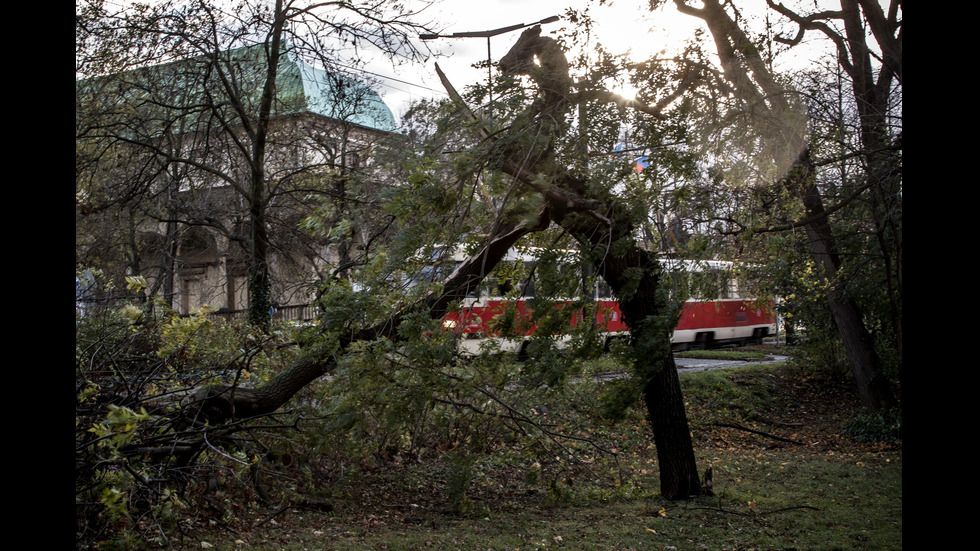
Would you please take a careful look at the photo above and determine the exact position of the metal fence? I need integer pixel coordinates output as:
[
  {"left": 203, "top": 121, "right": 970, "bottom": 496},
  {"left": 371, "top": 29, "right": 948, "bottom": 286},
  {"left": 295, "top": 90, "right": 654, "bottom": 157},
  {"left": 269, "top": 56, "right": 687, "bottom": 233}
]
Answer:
[
  {"left": 208, "top": 304, "right": 317, "bottom": 322},
  {"left": 76, "top": 296, "right": 318, "bottom": 323}
]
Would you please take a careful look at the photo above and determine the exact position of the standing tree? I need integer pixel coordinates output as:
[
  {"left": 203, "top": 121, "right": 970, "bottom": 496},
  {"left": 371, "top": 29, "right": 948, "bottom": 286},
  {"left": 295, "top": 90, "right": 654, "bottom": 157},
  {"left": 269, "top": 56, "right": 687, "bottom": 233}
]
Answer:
[
  {"left": 76, "top": 0, "right": 429, "bottom": 330},
  {"left": 431, "top": 22, "right": 708, "bottom": 499},
  {"left": 767, "top": 0, "right": 902, "bottom": 398},
  {"left": 655, "top": 0, "right": 901, "bottom": 410}
]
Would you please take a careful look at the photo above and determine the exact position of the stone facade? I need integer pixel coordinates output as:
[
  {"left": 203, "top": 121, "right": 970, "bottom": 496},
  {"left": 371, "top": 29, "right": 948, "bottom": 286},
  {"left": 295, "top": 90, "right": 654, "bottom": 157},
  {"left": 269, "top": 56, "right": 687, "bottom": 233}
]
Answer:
[{"left": 77, "top": 45, "right": 398, "bottom": 318}]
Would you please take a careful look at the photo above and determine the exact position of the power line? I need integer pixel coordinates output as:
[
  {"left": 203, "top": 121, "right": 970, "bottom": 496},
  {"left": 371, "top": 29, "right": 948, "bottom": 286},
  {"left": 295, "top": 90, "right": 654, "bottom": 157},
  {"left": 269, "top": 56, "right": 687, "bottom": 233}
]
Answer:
[{"left": 346, "top": 63, "right": 448, "bottom": 97}]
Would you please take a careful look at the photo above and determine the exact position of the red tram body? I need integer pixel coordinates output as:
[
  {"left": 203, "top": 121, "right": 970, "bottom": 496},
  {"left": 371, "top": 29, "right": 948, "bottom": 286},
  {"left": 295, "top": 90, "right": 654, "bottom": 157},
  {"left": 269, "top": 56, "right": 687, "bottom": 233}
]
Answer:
[{"left": 432, "top": 248, "right": 776, "bottom": 354}]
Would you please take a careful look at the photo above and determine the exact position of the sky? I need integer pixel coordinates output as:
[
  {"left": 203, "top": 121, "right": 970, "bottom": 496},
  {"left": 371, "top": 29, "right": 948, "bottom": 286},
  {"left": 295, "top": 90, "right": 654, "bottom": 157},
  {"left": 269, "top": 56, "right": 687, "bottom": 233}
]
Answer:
[
  {"left": 93, "top": 0, "right": 839, "bottom": 124},
  {"left": 360, "top": 0, "right": 837, "bottom": 124},
  {"left": 362, "top": 0, "right": 706, "bottom": 123}
]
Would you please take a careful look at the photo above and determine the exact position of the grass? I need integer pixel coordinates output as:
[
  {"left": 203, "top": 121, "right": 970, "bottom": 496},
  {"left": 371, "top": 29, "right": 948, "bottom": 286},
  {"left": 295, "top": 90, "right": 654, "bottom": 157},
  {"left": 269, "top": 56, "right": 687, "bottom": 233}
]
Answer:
[
  {"left": 223, "top": 453, "right": 900, "bottom": 550},
  {"left": 186, "top": 357, "right": 901, "bottom": 551},
  {"left": 674, "top": 348, "right": 770, "bottom": 361}
]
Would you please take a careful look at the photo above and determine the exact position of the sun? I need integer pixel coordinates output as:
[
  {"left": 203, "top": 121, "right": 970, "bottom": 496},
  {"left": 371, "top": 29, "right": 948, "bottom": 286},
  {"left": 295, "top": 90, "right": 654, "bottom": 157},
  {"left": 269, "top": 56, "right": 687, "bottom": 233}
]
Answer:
[{"left": 609, "top": 81, "right": 640, "bottom": 102}]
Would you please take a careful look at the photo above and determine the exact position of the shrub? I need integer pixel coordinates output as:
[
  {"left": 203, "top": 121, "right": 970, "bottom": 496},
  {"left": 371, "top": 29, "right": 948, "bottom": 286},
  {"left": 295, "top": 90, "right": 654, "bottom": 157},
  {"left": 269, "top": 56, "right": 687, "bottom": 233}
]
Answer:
[
  {"left": 76, "top": 298, "right": 307, "bottom": 548},
  {"left": 847, "top": 407, "right": 902, "bottom": 442}
]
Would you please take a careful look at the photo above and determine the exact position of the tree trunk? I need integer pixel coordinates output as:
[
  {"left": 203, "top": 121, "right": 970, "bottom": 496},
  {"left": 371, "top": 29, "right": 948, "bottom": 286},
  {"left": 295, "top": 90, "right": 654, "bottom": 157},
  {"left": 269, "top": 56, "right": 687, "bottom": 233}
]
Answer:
[
  {"left": 245, "top": 0, "right": 286, "bottom": 332},
  {"left": 645, "top": 355, "right": 702, "bottom": 499},
  {"left": 185, "top": 221, "right": 540, "bottom": 424},
  {"left": 248, "top": 201, "right": 272, "bottom": 331},
  {"left": 586, "top": 239, "right": 703, "bottom": 499},
  {"left": 794, "top": 149, "right": 897, "bottom": 411},
  {"left": 163, "top": 217, "right": 178, "bottom": 309},
  {"left": 439, "top": 23, "right": 707, "bottom": 497},
  {"left": 674, "top": 0, "right": 900, "bottom": 411},
  {"left": 841, "top": 0, "right": 903, "bottom": 393}
]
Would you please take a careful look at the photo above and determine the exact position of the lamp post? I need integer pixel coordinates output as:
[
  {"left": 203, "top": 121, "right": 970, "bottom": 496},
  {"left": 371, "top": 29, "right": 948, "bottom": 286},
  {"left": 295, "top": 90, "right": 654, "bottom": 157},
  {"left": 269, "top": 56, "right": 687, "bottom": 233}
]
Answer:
[{"left": 420, "top": 15, "right": 559, "bottom": 118}]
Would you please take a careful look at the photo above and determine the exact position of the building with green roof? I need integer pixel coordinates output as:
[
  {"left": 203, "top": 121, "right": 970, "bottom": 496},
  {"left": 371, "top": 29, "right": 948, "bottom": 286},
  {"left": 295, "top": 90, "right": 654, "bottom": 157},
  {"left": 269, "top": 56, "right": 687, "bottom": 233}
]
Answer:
[
  {"left": 77, "top": 43, "right": 399, "bottom": 317},
  {"left": 78, "top": 43, "right": 396, "bottom": 134}
]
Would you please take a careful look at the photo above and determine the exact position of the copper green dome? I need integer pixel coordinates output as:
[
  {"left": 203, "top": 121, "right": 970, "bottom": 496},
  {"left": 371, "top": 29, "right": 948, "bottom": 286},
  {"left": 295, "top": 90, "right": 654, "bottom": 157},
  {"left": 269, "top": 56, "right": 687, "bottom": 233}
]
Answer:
[{"left": 77, "top": 43, "right": 396, "bottom": 134}]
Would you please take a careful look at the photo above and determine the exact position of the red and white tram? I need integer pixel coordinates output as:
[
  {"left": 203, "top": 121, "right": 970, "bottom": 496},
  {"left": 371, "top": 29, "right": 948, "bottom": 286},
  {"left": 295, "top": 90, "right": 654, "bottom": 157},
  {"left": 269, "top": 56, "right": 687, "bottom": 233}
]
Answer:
[{"left": 426, "top": 247, "right": 775, "bottom": 355}]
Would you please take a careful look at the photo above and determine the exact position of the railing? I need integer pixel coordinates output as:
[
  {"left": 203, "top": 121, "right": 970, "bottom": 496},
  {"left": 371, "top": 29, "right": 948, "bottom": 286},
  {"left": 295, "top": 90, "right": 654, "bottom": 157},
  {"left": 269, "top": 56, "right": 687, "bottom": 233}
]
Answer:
[
  {"left": 208, "top": 304, "right": 317, "bottom": 322},
  {"left": 75, "top": 296, "right": 318, "bottom": 323}
]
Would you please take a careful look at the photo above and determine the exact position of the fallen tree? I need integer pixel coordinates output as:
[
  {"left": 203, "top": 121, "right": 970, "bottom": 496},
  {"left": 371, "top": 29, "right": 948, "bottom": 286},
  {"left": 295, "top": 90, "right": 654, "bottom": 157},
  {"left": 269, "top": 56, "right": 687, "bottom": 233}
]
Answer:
[
  {"left": 179, "top": 23, "right": 708, "bottom": 500},
  {"left": 452, "top": 25, "right": 707, "bottom": 500},
  {"left": 78, "top": 29, "right": 709, "bottom": 528},
  {"left": 182, "top": 217, "right": 547, "bottom": 425}
]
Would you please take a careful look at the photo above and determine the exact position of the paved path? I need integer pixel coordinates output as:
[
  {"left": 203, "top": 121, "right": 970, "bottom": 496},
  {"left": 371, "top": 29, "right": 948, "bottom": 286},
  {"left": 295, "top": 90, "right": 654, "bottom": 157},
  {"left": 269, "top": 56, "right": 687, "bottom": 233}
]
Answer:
[
  {"left": 586, "top": 355, "right": 789, "bottom": 382},
  {"left": 675, "top": 354, "right": 788, "bottom": 374}
]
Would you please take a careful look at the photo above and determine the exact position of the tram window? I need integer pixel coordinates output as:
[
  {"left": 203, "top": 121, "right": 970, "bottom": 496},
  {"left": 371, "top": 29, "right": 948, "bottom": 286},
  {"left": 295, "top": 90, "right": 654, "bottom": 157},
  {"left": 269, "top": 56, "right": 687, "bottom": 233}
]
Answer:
[
  {"left": 667, "top": 271, "right": 683, "bottom": 300},
  {"left": 725, "top": 277, "right": 741, "bottom": 299},
  {"left": 717, "top": 272, "right": 732, "bottom": 299},
  {"left": 713, "top": 271, "right": 736, "bottom": 299},
  {"left": 520, "top": 276, "right": 535, "bottom": 297},
  {"left": 404, "top": 266, "right": 436, "bottom": 287},
  {"left": 474, "top": 261, "right": 535, "bottom": 298},
  {"left": 596, "top": 277, "right": 614, "bottom": 299},
  {"left": 682, "top": 268, "right": 728, "bottom": 300},
  {"left": 407, "top": 262, "right": 474, "bottom": 294},
  {"left": 708, "top": 270, "right": 741, "bottom": 299},
  {"left": 519, "top": 261, "right": 536, "bottom": 297}
]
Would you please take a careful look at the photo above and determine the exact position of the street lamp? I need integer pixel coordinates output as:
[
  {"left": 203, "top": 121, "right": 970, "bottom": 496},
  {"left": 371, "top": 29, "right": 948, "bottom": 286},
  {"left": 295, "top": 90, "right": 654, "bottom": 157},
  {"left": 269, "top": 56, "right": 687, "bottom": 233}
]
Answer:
[{"left": 420, "top": 15, "right": 560, "bottom": 118}]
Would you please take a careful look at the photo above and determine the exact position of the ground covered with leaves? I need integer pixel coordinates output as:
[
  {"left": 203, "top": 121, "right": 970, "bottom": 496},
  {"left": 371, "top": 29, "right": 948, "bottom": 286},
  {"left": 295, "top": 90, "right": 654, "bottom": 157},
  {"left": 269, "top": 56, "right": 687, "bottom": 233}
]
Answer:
[{"left": 171, "top": 348, "right": 901, "bottom": 551}]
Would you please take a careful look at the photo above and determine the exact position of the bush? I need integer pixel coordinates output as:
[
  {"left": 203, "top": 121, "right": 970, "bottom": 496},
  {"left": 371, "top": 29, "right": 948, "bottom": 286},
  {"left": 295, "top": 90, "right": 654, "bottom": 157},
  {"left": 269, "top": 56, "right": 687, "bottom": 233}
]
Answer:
[
  {"left": 847, "top": 407, "right": 902, "bottom": 442},
  {"left": 75, "top": 299, "right": 308, "bottom": 548}
]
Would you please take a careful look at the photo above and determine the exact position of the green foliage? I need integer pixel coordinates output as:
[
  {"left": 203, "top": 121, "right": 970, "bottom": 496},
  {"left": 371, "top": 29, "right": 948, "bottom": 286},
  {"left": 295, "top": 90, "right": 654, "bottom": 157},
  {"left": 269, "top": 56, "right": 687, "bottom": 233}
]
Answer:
[
  {"left": 317, "top": 325, "right": 516, "bottom": 467},
  {"left": 88, "top": 404, "right": 151, "bottom": 455},
  {"left": 624, "top": 273, "right": 683, "bottom": 384},
  {"left": 446, "top": 453, "right": 476, "bottom": 515},
  {"left": 156, "top": 306, "right": 214, "bottom": 359},
  {"left": 76, "top": 295, "right": 303, "bottom": 547},
  {"left": 597, "top": 378, "right": 641, "bottom": 421},
  {"left": 681, "top": 367, "right": 775, "bottom": 425},
  {"left": 765, "top": 236, "right": 888, "bottom": 379},
  {"left": 387, "top": 156, "right": 457, "bottom": 220},
  {"left": 788, "top": 327, "right": 851, "bottom": 377},
  {"left": 847, "top": 407, "right": 903, "bottom": 443}
]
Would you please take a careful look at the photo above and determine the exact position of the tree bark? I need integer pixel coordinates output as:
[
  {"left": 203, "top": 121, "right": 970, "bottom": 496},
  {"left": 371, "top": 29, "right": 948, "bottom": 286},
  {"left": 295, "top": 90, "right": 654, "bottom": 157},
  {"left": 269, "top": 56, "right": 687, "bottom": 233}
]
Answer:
[
  {"left": 794, "top": 151, "right": 896, "bottom": 410},
  {"left": 184, "top": 220, "right": 542, "bottom": 424},
  {"left": 245, "top": 0, "right": 286, "bottom": 332},
  {"left": 485, "top": 27, "right": 704, "bottom": 499},
  {"left": 645, "top": 356, "right": 702, "bottom": 499},
  {"left": 558, "top": 214, "right": 703, "bottom": 499},
  {"left": 839, "top": 0, "right": 903, "bottom": 391},
  {"left": 675, "top": 0, "right": 899, "bottom": 411}
]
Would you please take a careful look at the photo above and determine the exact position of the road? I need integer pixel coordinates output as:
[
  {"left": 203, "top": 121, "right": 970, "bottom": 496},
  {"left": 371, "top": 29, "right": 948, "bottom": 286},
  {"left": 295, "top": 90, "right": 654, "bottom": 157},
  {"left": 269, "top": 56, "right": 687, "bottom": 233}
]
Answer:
[
  {"left": 674, "top": 354, "right": 788, "bottom": 374},
  {"left": 586, "top": 354, "right": 789, "bottom": 382}
]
